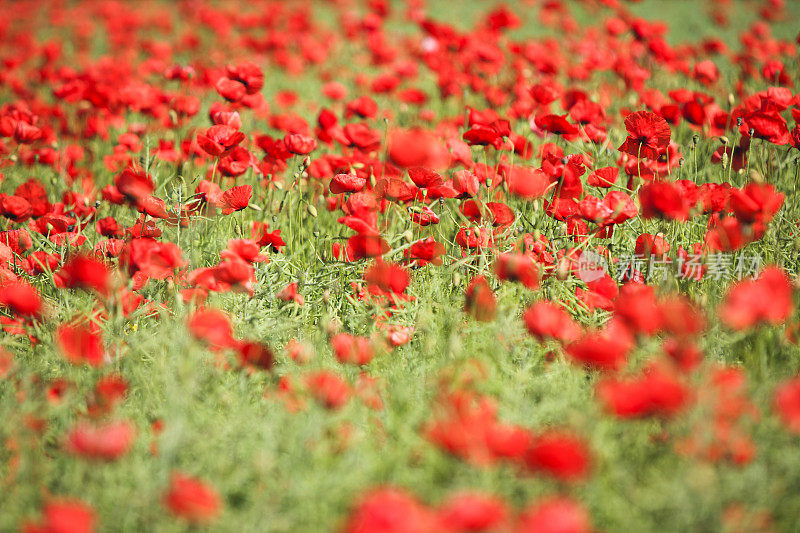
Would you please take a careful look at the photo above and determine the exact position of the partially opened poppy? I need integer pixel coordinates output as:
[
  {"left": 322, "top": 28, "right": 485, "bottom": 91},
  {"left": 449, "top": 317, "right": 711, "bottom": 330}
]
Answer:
[{"left": 331, "top": 173, "right": 367, "bottom": 194}]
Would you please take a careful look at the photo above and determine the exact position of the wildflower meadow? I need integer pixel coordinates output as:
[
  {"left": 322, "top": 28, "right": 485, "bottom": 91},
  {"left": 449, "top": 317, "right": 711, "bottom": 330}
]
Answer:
[{"left": 2, "top": 0, "right": 800, "bottom": 531}]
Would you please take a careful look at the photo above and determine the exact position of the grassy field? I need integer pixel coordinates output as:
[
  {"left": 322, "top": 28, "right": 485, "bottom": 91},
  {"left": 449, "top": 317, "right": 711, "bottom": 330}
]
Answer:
[{"left": 2, "top": 0, "right": 800, "bottom": 531}]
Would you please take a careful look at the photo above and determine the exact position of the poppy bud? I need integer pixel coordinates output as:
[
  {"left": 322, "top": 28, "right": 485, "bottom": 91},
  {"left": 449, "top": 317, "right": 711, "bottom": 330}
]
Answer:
[
  {"left": 556, "top": 258, "right": 570, "bottom": 280},
  {"left": 307, "top": 204, "right": 318, "bottom": 217},
  {"left": 404, "top": 230, "right": 414, "bottom": 243},
  {"left": 325, "top": 318, "right": 341, "bottom": 337}
]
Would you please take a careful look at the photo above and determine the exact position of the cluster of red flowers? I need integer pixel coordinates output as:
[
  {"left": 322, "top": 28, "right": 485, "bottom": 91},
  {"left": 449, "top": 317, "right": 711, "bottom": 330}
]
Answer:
[{"left": 343, "top": 487, "right": 590, "bottom": 533}]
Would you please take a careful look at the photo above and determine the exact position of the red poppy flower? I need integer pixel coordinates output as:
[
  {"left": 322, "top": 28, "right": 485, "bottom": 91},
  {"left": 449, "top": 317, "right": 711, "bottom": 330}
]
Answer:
[
  {"left": 404, "top": 237, "right": 446, "bottom": 266},
  {"left": 436, "top": 492, "right": 508, "bottom": 532},
  {"left": 55, "top": 254, "right": 111, "bottom": 296},
  {"left": 276, "top": 282, "right": 304, "bottom": 305},
  {"left": 331, "top": 173, "right": 367, "bottom": 195},
  {"left": 0, "top": 280, "right": 44, "bottom": 319},
  {"left": 719, "top": 266, "right": 793, "bottom": 330},
  {"left": 284, "top": 133, "right": 317, "bottom": 155},
  {"left": 495, "top": 253, "right": 539, "bottom": 289},
  {"left": 65, "top": 420, "right": 135, "bottom": 460},
  {"left": 452, "top": 170, "right": 480, "bottom": 198},
  {"left": 225, "top": 61, "right": 264, "bottom": 95},
  {"left": 375, "top": 178, "right": 417, "bottom": 203},
  {"left": 305, "top": 370, "right": 350, "bottom": 409},
  {"left": 343, "top": 123, "right": 382, "bottom": 152},
  {"left": 729, "top": 183, "right": 784, "bottom": 224},
  {"left": 505, "top": 166, "right": 549, "bottom": 199},
  {"left": 0, "top": 195, "right": 32, "bottom": 222},
  {"left": 523, "top": 302, "right": 580, "bottom": 343},
  {"left": 597, "top": 364, "right": 691, "bottom": 419},
  {"left": 164, "top": 472, "right": 222, "bottom": 524},
  {"left": 639, "top": 181, "right": 690, "bottom": 221},
  {"left": 215, "top": 77, "right": 247, "bottom": 102},
  {"left": 524, "top": 431, "right": 591, "bottom": 481},
  {"left": 219, "top": 185, "right": 252, "bottom": 214},
  {"left": 343, "top": 488, "right": 436, "bottom": 533},
  {"left": 252, "top": 222, "right": 285, "bottom": 252},
  {"left": 535, "top": 114, "right": 579, "bottom": 136},
  {"left": 120, "top": 238, "right": 185, "bottom": 280},
  {"left": 56, "top": 323, "right": 106, "bottom": 367},
  {"left": 197, "top": 125, "right": 245, "bottom": 158},
  {"left": 464, "top": 276, "right": 496, "bottom": 322},
  {"left": 24, "top": 499, "right": 97, "bottom": 533},
  {"left": 408, "top": 167, "right": 443, "bottom": 189},
  {"left": 346, "top": 234, "right": 390, "bottom": 260},
  {"left": 364, "top": 260, "right": 410, "bottom": 295},
  {"left": 331, "top": 333, "right": 375, "bottom": 365},
  {"left": 114, "top": 168, "right": 154, "bottom": 203},
  {"left": 618, "top": 110, "right": 671, "bottom": 160},
  {"left": 515, "top": 497, "right": 591, "bottom": 533},
  {"left": 236, "top": 340, "right": 275, "bottom": 371},
  {"left": 187, "top": 308, "right": 237, "bottom": 350},
  {"left": 587, "top": 167, "right": 619, "bottom": 187},
  {"left": 13, "top": 122, "right": 42, "bottom": 144},
  {"left": 566, "top": 322, "right": 633, "bottom": 371}
]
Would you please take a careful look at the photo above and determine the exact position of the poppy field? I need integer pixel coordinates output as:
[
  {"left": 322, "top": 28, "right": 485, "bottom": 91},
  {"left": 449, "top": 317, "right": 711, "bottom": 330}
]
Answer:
[{"left": 4, "top": 0, "right": 800, "bottom": 531}]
